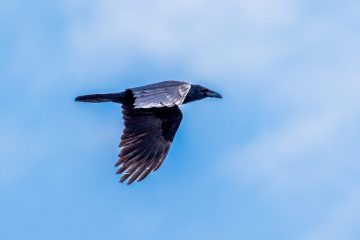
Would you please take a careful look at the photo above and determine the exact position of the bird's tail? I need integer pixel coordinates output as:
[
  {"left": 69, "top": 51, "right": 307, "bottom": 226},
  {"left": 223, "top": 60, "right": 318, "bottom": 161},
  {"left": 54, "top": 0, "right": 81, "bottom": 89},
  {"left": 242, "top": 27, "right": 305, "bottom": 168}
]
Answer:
[{"left": 75, "top": 92, "right": 126, "bottom": 103}]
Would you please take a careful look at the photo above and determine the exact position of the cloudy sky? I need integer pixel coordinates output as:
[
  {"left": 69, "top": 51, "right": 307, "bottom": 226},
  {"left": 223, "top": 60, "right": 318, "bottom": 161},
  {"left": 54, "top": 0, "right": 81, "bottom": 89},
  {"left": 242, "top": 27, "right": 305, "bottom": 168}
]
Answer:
[{"left": 1, "top": 0, "right": 360, "bottom": 239}]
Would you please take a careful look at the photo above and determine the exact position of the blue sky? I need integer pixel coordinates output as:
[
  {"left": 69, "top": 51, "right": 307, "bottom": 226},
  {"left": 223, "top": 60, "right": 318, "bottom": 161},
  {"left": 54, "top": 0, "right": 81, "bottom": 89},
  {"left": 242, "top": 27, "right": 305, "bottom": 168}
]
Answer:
[{"left": 1, "top": 0, "right": 360, "bottom": 239}]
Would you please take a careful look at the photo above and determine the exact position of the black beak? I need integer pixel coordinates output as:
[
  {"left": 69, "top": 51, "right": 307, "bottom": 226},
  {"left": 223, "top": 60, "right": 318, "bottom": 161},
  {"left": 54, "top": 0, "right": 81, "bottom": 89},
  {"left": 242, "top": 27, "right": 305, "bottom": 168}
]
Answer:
[{"left": 207, "top": 90, "right": 223, "bottom": 99}]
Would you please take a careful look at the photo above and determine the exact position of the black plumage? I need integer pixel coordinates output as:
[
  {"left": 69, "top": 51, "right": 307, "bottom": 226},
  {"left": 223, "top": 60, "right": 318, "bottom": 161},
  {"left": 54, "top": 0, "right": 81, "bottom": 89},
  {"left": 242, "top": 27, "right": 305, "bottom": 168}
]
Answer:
[{"left": 75, "top": 81, "right": 222, "bottom": 185}]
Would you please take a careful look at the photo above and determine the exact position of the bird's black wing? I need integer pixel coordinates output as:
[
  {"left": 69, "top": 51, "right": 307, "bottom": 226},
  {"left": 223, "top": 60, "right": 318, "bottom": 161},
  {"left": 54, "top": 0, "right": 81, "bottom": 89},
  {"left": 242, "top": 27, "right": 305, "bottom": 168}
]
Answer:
[
  {"left": 130, "top": 81, "right": 191, "bottom": 108},
  {"left": 115, "top": 104, "right": 183, "bottom": 184}
]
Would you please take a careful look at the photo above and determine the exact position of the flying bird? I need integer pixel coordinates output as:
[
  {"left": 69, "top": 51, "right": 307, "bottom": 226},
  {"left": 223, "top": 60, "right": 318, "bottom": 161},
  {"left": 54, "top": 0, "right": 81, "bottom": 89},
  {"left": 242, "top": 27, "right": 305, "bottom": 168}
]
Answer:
[{"left": 75, "top": 81, "right": 222, "bottom": 184}]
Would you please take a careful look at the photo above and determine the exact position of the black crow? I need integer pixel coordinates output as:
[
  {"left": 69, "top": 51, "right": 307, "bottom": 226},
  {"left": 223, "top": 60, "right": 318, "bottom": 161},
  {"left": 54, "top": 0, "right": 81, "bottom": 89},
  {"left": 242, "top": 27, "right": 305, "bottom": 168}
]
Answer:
[{"left": 75, "top": 81, "right": 222, "bottom": 184}]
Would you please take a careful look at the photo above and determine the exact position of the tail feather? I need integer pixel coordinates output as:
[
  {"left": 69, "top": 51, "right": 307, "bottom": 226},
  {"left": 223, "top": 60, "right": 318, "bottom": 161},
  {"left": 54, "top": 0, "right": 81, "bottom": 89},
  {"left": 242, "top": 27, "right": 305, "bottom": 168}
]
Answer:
[{"left": 75, "top": 92, "right": 126, "bottom": 103}]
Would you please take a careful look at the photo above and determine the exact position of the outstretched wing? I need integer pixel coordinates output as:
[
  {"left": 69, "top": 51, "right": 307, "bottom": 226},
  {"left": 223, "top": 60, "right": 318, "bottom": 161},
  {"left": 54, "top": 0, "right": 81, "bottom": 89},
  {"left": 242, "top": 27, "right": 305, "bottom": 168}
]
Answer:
[
  {"left": 115, "top": 105, "right": 183, "bottom": 184},
  {"left": 130, "top": 81, "right": 191, "bottom": 108}
]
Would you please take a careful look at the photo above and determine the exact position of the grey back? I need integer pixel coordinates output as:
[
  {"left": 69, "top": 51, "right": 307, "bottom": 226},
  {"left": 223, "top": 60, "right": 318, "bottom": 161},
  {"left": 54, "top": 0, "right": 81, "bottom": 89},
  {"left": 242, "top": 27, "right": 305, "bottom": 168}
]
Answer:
[{"left": 130, "top": 81, "right": 191, "bottom": 109}]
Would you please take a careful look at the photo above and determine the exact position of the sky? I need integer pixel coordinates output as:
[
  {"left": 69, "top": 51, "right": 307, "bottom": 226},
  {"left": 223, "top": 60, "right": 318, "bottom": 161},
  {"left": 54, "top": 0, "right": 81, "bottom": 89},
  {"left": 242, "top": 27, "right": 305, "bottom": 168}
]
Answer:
[{"left": 1, "top": 0, "right": 360, "bottom": 239}]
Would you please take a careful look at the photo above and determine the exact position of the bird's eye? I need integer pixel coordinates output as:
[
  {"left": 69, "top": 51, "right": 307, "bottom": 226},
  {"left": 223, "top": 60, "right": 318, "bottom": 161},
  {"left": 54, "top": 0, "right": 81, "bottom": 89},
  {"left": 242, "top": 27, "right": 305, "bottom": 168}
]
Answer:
[{"left": 202, "top": 89, "right": 209, "bottom": 93}]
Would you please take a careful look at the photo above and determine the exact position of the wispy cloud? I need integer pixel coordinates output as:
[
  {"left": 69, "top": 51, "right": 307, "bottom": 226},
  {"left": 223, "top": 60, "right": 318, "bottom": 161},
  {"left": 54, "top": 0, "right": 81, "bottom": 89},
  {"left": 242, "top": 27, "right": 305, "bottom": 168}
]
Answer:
[
  {"left": 65, "top": 0, "right": 301, "bottom": 78},
  {"left": 224, "top": 106, "right": 359, "bottom": 187}
]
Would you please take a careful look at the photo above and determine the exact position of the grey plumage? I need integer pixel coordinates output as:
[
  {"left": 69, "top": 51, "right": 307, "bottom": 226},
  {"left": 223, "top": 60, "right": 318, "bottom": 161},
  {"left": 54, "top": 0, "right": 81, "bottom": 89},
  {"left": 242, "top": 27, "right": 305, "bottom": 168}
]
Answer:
[{"left": 131, "top": 81, "right": 191, "bottom": 108}]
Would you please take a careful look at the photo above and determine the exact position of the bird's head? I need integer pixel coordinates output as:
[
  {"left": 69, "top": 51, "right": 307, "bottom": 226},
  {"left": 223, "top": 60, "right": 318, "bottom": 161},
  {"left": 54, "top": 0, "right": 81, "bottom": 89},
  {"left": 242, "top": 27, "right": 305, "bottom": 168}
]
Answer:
[{"left": 183, "top": 84, "right": 222, "bottom": 104}]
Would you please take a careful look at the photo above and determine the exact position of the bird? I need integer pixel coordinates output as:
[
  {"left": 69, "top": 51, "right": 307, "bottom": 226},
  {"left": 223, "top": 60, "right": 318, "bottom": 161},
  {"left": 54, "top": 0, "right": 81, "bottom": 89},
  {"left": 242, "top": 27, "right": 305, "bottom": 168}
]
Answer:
[{"left": 75, "top": 81, "right": 222, "bottom": 185}]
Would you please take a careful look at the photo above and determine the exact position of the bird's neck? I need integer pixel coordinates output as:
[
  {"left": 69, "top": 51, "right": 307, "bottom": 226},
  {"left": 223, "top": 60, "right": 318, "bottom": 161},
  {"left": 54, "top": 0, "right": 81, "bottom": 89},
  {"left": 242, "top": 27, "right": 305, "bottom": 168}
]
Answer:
[{"left": 183, "top": 86, "right": 204, "bottom": 104}]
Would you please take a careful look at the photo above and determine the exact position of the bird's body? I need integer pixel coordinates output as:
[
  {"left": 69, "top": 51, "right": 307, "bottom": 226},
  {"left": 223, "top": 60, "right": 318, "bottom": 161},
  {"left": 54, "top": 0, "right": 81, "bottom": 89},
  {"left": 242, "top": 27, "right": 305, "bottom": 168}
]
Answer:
[{"left": 76, "top": 81, "right": 222, "bottom": 184}]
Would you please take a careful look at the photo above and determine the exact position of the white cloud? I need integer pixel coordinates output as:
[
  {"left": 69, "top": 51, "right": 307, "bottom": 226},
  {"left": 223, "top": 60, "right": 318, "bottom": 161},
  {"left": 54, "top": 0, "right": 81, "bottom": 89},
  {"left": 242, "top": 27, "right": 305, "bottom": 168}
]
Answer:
[
  {"left": 64, "top": 0, "right": 301, "bottom": 78},
  {"left": 224, "top": 106, "right": 359, "bottom": 187}
]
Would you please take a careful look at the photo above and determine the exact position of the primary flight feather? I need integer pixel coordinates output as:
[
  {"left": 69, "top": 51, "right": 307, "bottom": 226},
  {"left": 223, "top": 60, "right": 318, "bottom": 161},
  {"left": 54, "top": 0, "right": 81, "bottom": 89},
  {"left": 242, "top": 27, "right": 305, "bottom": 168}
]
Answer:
[{"left": 75, "top": 80, "right": 222, "bottom": 185}]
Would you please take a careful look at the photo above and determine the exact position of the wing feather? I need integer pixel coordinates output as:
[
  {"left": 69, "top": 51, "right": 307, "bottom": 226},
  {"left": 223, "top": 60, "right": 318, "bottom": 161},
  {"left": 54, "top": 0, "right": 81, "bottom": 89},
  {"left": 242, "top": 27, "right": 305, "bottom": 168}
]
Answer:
[
  {"left": 131, "top": 81, "right": 191, "bottom": 108},
  {"left": 115, "top": 104, "right": 183, "bottom": 184}
]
